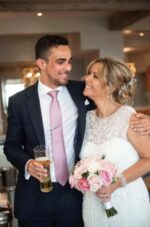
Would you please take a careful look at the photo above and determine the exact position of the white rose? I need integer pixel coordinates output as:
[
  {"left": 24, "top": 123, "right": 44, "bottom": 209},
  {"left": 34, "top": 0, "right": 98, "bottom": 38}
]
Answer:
[{"left": 87, "top": 160, "right": 101, "bottom": 173}]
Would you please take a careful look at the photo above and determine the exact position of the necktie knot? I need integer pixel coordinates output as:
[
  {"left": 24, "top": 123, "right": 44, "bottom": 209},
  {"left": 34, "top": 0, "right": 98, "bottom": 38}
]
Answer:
[{"left": 49, "top": 90, "right": 58, "bottom": 99}]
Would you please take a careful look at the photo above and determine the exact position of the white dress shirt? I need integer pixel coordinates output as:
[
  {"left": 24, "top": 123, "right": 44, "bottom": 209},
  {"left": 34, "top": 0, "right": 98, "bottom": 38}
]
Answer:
[{"left": 38, "top": 80, "right": 78, "bottom": 182}]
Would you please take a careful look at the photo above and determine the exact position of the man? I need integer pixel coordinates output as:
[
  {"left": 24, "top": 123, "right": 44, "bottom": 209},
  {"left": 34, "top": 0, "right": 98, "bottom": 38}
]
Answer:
[{"left": 4, "top": 35, "right": 93, "bottom": 227}]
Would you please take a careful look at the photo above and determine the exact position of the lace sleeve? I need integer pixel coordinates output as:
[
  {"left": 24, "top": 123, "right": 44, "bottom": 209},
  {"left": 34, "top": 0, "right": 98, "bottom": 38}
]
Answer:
[{"left": 120, "top": 106, "right": 136, "bottom": 139}]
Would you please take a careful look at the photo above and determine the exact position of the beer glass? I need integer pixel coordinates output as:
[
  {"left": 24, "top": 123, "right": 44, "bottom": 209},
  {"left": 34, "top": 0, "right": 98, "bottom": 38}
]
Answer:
[{"left": 33, "top": 145, "right": 53, "bottom": 193}]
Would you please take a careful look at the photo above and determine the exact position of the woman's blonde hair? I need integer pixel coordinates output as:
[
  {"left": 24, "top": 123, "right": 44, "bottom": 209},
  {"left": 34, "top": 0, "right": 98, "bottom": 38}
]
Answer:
[{"left": 86, "top": 57, "right": 136, "bottom": 104}]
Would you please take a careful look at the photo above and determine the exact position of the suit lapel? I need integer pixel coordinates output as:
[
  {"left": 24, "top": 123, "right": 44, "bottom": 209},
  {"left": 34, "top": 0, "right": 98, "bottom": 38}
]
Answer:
[
  {"left": 66, "top": 81, "right": 86, "bottom": 111},
  {"left": 66, "top": 81, "right": 87, "bottom": 158},
  {"left": 66, "top": 82, "right": 87, "bottom": 124},
  {"left": 25, "top": 83, "right": 45, "bottom": 145}
]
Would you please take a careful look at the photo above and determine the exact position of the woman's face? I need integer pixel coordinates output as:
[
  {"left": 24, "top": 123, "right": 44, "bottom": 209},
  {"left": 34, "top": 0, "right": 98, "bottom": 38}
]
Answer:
[{"left": 83, "top": 62, "right": 109, "bottom": 100}]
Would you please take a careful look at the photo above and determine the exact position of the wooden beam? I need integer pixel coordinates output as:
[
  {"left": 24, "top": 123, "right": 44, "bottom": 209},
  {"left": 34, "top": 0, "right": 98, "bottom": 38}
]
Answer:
[
  {"left": 108, "top": 10, "right": 150, "bottom": 30},
  {"left": 0, "top": 0, "right": 150, "bottom": 12}
]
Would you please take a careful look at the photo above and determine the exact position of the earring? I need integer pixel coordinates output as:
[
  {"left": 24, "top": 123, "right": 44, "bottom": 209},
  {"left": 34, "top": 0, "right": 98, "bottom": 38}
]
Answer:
[{"left": 106, "top": 93, "right": 110, "bottom": 99}]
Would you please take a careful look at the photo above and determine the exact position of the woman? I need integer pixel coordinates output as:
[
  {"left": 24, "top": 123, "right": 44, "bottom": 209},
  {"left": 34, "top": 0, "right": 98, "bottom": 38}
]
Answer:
[{"left": 80, "top": 57, "right": 150, "bottom": 227}]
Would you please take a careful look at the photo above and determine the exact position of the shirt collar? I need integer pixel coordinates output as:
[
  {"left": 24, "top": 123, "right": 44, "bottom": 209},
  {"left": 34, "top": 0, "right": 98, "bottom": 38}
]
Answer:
[{"left": 38, "top": 79, "right": 65, "bottom": 96}]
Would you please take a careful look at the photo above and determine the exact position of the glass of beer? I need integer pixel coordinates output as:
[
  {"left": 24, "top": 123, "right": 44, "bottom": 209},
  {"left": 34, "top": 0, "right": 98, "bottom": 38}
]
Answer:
[{"left": 33, "top": 145, "right": 53, "bottom": 193}]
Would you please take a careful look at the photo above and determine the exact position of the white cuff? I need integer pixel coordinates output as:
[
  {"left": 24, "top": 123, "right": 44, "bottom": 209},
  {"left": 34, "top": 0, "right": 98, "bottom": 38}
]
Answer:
[{"left": 24, "top": 159, "right": 32, "bottom": 180}]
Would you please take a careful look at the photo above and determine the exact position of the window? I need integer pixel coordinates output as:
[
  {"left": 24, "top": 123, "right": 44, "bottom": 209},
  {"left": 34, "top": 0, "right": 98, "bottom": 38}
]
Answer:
[{"left": 1, "top": 79, "right": 25, "bottom": 114}]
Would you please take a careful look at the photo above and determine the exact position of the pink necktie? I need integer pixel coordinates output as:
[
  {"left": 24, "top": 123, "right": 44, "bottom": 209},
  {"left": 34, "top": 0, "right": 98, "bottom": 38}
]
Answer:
[{"left": 49, "top": 90, "right": 69, "bottom": 186}]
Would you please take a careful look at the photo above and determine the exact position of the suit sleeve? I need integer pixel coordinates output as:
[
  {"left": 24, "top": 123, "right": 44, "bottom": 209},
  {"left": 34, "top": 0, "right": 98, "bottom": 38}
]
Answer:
[{"left": 3, "top": 96, "right": 31, "bottom": 175}]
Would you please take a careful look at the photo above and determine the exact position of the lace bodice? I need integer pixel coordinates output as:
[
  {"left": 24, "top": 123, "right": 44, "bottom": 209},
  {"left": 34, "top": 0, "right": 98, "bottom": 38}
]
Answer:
[{"left": 83, "top": 105, "right": 135, "bottom": 146}]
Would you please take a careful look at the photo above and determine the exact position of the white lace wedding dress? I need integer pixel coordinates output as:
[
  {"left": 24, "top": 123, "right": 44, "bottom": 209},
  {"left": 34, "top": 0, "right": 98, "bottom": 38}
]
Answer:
[{"left": 80, "top": 106, "right": 150, "bottom": 227}]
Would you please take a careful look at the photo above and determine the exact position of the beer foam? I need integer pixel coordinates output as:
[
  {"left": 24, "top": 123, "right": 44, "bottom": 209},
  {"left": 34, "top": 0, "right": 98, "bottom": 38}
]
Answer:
[{"left": 36, "top": 157, "right": 49, "bottom": 161}]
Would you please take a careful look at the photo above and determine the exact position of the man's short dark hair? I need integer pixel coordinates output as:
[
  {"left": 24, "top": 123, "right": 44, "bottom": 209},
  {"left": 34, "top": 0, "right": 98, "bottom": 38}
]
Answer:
[{"left": 35, "top": 35, "right": 69, "bottom": 61}]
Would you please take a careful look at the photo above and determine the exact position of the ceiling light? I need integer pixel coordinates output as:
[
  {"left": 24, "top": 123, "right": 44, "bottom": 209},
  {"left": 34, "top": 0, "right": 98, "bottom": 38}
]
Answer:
[
  {"left": 123, "top": 47, "right": 132, "bottom": 53},
  {"left": 122, "top": 30, "right": 132, "bottom": 35},
  {"left": 139, "top": 32, "right": 144, "bottom": 37},
  {"left": 37, "top": 12, "right": 43, "bottom": 17}
]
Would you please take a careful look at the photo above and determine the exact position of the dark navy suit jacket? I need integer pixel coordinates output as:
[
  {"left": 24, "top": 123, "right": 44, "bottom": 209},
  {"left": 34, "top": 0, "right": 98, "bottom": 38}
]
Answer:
[{"left": 4, "top": 80, "right": 94, "bottom": 219}]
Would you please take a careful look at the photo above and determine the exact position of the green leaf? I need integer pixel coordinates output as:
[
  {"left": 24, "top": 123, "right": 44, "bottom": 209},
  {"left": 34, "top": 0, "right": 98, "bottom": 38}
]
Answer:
[
  {"left": 82, "top": 171, "right": 89, "bottom": 178},
  {"left": 101, "top": 154, "right": 106, "bottom": 159},
  {"left": 112, "top": 177, "right": 117, "bottom": 184}
]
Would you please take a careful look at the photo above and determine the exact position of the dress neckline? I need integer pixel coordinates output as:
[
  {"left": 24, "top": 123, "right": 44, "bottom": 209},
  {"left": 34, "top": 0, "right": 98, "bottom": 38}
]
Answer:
[{"left": 92, "top": 105, "right": 124, "bottom": 120}]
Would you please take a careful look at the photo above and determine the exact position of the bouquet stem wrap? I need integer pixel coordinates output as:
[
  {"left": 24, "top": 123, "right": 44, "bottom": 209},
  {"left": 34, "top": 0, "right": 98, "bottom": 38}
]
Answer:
[{"left": 103, "top": 201, "right": 118, "bottom": 218}]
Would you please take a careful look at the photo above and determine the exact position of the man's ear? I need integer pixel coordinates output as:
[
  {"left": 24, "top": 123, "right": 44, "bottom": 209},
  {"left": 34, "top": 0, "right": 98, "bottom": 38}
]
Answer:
[{"left": 36, "top": 59, "right": 47, "bottom": 70}]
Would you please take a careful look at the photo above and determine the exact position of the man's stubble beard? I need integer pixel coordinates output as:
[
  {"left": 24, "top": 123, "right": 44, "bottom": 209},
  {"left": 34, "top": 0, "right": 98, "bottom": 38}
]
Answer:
[{"left": 53, "top": 77, "right": 69, "bottom": 87}]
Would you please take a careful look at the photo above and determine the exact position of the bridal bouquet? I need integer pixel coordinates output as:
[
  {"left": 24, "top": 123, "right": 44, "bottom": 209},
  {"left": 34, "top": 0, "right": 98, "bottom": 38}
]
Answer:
[{"left": 69, "top": 157, "right": 118, "bottom": 218}]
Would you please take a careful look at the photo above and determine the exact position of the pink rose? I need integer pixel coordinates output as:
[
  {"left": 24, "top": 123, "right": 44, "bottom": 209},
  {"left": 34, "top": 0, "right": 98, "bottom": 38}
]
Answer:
[
  {"left": 101, "top": 160, "right": 118, "bottom": 177},
  {"left": 100, "top": 170, "right": 112, "bottom": 186},
  {"left": 78, "top": 178, "right": 90, "bottom": 191},
  {"left": 69, "top": 175, "right": 77, "bottom": 188}
]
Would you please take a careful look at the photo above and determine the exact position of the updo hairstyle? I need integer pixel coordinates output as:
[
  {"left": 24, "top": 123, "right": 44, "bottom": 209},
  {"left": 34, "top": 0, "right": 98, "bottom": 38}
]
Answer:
[{"left": 86, "top": 57, "right": 136, "bottom": 104}]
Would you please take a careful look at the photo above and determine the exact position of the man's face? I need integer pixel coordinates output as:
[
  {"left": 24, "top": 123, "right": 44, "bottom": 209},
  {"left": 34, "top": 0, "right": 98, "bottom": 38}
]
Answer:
[{"left": 38, "top": 45, "right": 72, "bottom": 89}]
